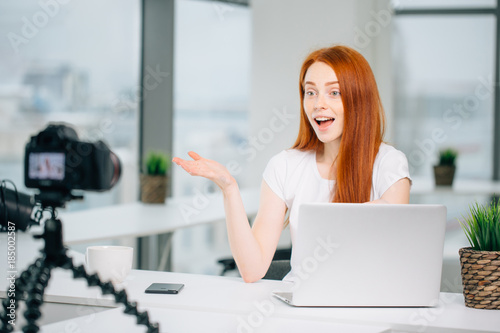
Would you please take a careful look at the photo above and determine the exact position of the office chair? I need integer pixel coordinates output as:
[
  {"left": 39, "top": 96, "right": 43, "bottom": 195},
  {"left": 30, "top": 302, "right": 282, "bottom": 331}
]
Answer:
[
  {"left": 262, "top": 259, "right": 291, "bottom": 280},
  {"left": 217, "top": 247, "right": 292, "bottom": 280}
]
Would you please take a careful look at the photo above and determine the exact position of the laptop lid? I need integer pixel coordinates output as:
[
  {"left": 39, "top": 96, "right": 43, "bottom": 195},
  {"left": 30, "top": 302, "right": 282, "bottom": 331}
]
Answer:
[{"left": 285, "top": 203, "right": 446, "bottom": 307}]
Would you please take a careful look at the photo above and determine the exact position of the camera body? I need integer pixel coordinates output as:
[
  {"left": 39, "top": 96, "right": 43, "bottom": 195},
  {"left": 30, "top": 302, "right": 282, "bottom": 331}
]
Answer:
[
  {"left": 1, "top": 122, "right": 121, "bottom": 231},
  {"left": 24, "top": 123, "right": 121, "bottom": 193}
]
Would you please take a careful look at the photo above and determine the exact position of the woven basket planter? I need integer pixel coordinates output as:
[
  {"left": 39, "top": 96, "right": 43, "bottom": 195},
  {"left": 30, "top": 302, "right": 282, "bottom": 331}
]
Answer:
[
  {"left": 140, "top": 174, "right": 168, "bottom": 204},
  {"left": 459, "top": 247, "right": 500, "bottom": 310}
]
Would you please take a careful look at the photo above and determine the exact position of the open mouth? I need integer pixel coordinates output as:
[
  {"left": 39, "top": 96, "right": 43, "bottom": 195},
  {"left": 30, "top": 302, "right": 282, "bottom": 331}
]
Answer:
[{"left": 314, "top": 117, "right": 335, "bottom": 130}]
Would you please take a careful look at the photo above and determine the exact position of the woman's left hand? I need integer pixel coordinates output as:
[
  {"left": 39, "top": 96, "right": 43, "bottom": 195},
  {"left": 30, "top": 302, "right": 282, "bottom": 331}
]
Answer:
[{"left": 172, "top": 151, "right": 237, "bottom": 192}]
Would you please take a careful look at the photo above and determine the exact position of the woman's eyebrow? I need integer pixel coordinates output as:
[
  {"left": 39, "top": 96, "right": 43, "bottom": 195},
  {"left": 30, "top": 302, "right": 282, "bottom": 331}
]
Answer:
[{"left": 304, "top": 81, "right": 339, "bottom": 86}]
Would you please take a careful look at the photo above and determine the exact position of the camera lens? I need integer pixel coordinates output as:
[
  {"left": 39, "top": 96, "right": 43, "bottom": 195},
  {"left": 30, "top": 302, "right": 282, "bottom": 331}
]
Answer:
[
  {"left": 109, "top": 151, "right": 121, "bottom": 188},
  {"left": 0, "top": 186, "right": 36, "bottom": 231}
]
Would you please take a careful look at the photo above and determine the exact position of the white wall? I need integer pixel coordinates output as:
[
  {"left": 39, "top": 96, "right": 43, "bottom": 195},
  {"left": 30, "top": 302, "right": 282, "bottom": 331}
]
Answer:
[{"left": 241, "top": 0, "right": 393, "bottom": 188}]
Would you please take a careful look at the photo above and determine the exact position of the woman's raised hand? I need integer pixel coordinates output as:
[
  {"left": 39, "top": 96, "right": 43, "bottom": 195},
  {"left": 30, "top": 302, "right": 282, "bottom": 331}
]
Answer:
[{"left": 172, "top": 151, "right": 236, "bottom": 192}]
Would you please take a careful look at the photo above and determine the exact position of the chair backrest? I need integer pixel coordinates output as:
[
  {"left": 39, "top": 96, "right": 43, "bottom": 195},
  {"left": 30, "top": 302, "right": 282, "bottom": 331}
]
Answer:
[{"left": 263, "top": 260, "right": 291, "bottom": 280}]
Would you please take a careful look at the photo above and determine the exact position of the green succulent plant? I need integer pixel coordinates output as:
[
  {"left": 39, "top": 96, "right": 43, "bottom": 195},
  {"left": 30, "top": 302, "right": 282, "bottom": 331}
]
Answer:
[
  {"left": 145, "top": 151, "right": 170, "bottom": 176},
  {"left": 459, "top": 200, "right": 500, "bottom": 252},
  {"left": 438, "top": 148, "right": 458, "bottom": 166}
]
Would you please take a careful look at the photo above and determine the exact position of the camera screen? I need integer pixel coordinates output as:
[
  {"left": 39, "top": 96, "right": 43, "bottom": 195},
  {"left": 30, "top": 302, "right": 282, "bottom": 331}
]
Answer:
[{"left": 28, "top": 152, "right": 65, "bottom": 181}]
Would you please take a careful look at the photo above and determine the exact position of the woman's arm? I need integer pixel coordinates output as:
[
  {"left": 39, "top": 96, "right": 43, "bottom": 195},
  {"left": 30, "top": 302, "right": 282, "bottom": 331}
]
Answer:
[
  {"left": 173, "top": 152, "right": 286, "bottom": 282},
  {"left": 369, "top": 178, "right": 411, "bottom": 204},
  {"left": 224, "top": 180, "right": 287, "bottom": 282}
]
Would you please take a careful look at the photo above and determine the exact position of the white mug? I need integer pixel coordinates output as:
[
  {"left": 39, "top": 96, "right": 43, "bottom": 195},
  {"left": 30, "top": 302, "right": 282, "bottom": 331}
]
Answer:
[{"left": 85, "top": 246, "right": 133, "bottom": 284}]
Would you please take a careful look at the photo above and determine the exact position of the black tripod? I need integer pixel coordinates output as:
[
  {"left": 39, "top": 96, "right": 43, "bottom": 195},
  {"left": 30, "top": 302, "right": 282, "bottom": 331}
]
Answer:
[{"left": 0, "top": 212, "right": 160, "bottom": 333}]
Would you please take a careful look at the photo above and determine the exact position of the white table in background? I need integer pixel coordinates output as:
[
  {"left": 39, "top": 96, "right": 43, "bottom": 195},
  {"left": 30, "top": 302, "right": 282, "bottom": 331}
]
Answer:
[
  {"left": 23, "top": 176, "right": 500, "bottom": 247},
  {"left": 56, "top": 187, "right": 259, "bottom": 270},
  {"left": 58, "top": 187, "right": 259, "bottom": 245},
  {"left": 410, "top": 177, "right": 500, "bottom": 196},
  {"left": 56, "top": 176, "right": 500, "bottom": 247}
]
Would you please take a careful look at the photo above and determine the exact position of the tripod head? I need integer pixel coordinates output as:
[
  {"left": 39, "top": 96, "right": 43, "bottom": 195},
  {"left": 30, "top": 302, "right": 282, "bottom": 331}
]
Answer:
[{"left": 0, "top": 180, "right": 85, "bottom": 235}]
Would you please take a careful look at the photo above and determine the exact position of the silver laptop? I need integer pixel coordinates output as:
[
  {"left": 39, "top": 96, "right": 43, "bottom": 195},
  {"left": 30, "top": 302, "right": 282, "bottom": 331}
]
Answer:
[{"left": 273, "top": 203, "right": 447, "bottom": 307}]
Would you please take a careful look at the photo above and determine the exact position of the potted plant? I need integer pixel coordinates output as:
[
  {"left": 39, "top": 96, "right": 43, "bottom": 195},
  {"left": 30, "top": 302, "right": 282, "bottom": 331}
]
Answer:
[
  {"left": 140, "top": 151, "right": 170, "bottom": 204},
  {"left": 433, "top": 148, "right": 458, "bottom": 186},
  {"left": 458, "top": 200, "right": 500, "bottom": 310}
]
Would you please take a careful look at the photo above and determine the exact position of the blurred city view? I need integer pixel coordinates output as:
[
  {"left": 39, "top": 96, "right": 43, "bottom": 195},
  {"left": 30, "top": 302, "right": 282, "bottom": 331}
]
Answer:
[
  {"left": 393, "top": 14, "right": 495, "bottom": 180},
  {"left": 0, "top": 0, "right": 141, "bottom": 209},
  {"left": 0, "top": 0, "right": 251, "bottom": 275}
]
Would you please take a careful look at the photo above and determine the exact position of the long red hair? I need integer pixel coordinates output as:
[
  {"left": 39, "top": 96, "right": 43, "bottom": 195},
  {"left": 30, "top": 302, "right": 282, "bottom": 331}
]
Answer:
[{"left": 292, "top": 45, "right": 385, "bottom": 203}]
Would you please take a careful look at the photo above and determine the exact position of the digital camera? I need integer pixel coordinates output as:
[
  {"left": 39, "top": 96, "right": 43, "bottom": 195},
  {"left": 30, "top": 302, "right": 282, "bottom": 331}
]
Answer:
[{"left": 24, "top": 123, "right": 121, "bottom": 193}]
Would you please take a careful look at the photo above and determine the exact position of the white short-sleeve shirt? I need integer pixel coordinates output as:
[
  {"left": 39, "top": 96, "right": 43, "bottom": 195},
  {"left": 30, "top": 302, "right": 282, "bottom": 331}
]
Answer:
[{"left": 262, "top": 143, "right": 411, "bottom": 280}]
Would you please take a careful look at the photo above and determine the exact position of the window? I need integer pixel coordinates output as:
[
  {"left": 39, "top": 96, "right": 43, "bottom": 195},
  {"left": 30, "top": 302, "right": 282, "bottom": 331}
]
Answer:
[
  {"left": 0, "top": 1, "right": 141, "bottom": 210},
  {"left": 392, "top": 1, "right": 499, "bottom": 292},
  {"left": 172, "top": 0, "right": 251, "bottom": 197},
  {"left": 171, "top": 0, "right": 251, "bottom": 274},
  {"left": 392, "top": 11, "right": 496, "bottom": 180}
]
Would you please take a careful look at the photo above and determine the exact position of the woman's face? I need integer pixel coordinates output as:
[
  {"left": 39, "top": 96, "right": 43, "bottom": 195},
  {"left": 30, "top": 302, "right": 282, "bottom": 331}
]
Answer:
[{"left": 303, "top": 61, "right": 344, "bottom": 145}]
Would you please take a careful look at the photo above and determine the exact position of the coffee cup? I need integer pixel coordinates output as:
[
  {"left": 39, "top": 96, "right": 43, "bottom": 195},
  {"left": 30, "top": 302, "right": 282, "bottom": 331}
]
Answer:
[{"left": 85, "top": 246, "right": 133, "bottom": 284}]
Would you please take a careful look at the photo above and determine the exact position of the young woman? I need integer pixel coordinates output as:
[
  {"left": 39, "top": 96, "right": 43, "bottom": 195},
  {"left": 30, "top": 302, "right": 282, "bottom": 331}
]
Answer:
[{"left": 173, "top": 45, "right": 411, "bottom": 283}]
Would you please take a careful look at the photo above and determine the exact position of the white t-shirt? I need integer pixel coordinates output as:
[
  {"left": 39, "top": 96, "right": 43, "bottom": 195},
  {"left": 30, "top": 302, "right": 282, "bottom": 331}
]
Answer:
[{"left": 262, "top": 143, "right": 411, "bottom": 281}]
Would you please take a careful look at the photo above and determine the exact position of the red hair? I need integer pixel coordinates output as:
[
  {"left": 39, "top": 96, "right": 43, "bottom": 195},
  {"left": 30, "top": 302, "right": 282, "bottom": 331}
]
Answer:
[{"left": 292, "top": 45, "right": 385, "bottom": 203}]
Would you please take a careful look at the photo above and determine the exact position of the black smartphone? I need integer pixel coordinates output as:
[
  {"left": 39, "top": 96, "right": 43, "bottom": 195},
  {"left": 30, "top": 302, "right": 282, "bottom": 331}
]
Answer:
[{"left": 145, "top": 283, "right": 185, "bottom": 294}]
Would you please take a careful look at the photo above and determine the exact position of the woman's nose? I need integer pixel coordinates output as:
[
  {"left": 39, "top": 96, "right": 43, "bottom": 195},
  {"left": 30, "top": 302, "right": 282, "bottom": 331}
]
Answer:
[{"left": 314, "top": 93, "right": 327, "bottom": 110}]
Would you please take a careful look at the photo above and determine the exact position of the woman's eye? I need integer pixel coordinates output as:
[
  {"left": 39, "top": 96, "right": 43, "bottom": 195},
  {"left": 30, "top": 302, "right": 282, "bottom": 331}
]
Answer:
[
  {"left": 305, "top": 91, "right": 315, "bottom": 96},
  {"left": 330, "top": 90, "right": 341, "bottom": 96}
]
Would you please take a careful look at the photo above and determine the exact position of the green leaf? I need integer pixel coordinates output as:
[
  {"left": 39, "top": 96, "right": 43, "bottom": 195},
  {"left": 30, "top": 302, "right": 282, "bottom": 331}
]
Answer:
[
  {"left": 438, "top": 148, "right": 458, "bottom": 166},
  {"left": 144, "top": 151, "right": 170, "bottom": 175},
  {"left": 459, "top": 199, "right": 500, "bottom": 251}
]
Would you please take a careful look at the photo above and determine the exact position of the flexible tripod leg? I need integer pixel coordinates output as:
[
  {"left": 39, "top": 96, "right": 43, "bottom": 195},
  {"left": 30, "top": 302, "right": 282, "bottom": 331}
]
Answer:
[
  {"left": 21, "top": 259, "right": 53, "bottom": 333},
  {"left": 1, "top": 290, "right": 16, "bottom": 332},
  {"left": 66, "top": 258, "right": 159, "bottom": 333},
  {"left": 42, "top": 217, "right": 159, "bottom": 331},
  {"left": 1, "top": 276, "right": 24, "bottom": 332},
  {"left": 0, "top": 257, "right": 45, "bottom": 333},
  {"left": 1, "top": 255, "right": 160, "bottom": 333},
  {"left": 2, "top": 216, "right": 160, "bottom": 333}
]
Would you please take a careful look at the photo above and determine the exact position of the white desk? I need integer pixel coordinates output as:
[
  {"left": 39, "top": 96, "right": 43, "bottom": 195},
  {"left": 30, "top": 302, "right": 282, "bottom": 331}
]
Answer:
[
  {"left": 2, "top": 232, "right": 500, "bottom": 333},
  {"left": 5, "top": 268, "right": 500, "bottom": 333},
  {"left": 4, "top": 181, "right": 500, "bottom": 332},
  {"left": 31, "top": 307, "right": 393, "bottom": 333}
]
